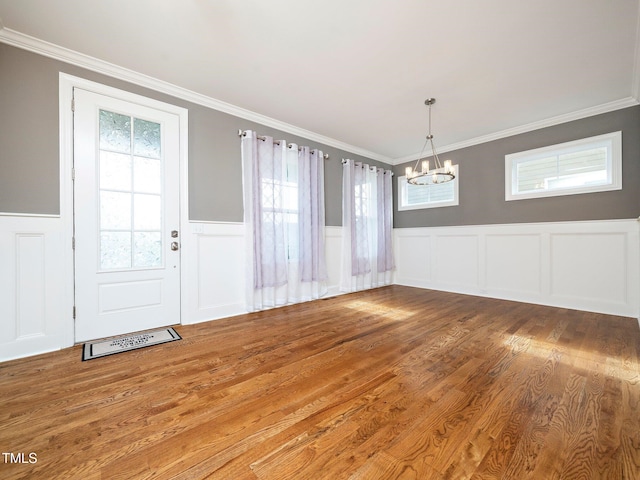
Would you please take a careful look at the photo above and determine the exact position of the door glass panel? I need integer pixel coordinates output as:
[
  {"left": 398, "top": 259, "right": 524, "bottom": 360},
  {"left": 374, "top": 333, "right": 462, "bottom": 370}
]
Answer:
[
  {"left": 100, "top": 152, "right": 132, "bottom": 191},
  {"left": 134, "top": 118, "right": 161, "bottom": 158},
  {"left": 134, "top": 232, "right": 162, "bottom": 267},
  {"left": 98, "top": 109, "right": 164, "bottom": 271},
  {"left": 99, "top": 110, "right": 131, "bottom": 153},
  {"left": 100, "top": 191, "right": 131, "bottom": 230},
  {"left": 133, "top": 157, "right": 161, "bottom": 194},
  {"left": 100, "top": 232, "right": 132, "bottom": 269},
  {"left": 134, "top": 194, "right": 161, "bottom": 230}
]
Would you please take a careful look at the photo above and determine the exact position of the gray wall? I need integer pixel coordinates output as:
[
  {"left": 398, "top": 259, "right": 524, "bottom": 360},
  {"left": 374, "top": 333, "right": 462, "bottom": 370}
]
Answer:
[
  {"left": 1, "top": 43, "right": 60, "bottom": 215},
  {"left": 394, "top": 106, "right": 640, "bottom": 228},
  {"left": 0, "top": 43, "right": 388, "bottom": 225},
  {"left": 3, "top": 42, "right": 638, "bottom": 228}
]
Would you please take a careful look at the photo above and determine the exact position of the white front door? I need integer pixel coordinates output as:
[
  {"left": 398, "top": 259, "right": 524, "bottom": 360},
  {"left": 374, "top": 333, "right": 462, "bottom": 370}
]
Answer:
[{"left": 74, "top": 88, "right": 182, "bottom": 342}]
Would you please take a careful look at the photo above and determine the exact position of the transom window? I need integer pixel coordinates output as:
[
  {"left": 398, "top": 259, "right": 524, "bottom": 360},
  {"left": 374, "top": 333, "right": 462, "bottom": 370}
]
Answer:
[{"left": 505, "top": 131, "right": 622, "bottom": 201}]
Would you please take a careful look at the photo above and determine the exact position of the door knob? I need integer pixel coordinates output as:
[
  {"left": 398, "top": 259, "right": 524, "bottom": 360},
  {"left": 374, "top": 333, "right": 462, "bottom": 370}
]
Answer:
[
  {"left": 171, "top": 230, "right": 179, "bottom": 238},
  {"left": 171, "top": 242, "right": 179, "bottom": 251}
]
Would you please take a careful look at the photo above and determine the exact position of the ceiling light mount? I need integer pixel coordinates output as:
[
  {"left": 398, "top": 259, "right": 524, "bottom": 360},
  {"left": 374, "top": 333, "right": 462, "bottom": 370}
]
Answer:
[{"left": 406, "top": 98, "right": 455, "bottom": 186}]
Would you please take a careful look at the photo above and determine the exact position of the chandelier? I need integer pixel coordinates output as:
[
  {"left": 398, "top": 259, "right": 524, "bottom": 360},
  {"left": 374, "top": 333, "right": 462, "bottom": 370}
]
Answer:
[{"left": 405, "top": 98, "right": 455, "bottom": 185}]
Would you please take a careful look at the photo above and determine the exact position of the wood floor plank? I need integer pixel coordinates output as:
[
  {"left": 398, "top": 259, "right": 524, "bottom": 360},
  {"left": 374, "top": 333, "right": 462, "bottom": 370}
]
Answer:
[{"left": 1, "top": 286, "right": 639, "bottom": 479}]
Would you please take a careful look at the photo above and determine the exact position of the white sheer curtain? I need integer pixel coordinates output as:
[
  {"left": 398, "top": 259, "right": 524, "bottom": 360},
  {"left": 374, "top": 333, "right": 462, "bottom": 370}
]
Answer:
[
  {"left": 340, "top": 159, "right": 394, "bottom": 292},
  {"left": 241, "top": 131, "right": 328, "bottom": 312}
]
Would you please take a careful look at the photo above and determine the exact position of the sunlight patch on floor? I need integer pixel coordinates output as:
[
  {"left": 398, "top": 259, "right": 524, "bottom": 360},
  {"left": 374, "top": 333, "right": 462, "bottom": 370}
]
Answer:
[
  {"left": 504, "top": 333, "right": 640, "bottom": 383},
  {"left": 343, "top": 300, "right": 415, "bottom": 321}
]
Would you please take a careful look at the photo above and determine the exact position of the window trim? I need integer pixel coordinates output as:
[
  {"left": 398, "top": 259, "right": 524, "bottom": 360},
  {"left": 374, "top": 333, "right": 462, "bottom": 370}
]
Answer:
[
  {"left": 505, "top": 131, "right": 622, "bottom": 201},
  {"left": 397, "top": 165, "right": 459, "bottom": 211}
]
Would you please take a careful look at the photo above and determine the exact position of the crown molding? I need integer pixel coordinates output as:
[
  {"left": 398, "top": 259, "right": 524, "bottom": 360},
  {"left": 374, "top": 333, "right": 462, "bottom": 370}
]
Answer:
[
  {"left": 0, "top": 27, "right": 392, "bottom": 164},
  {"left": 2, "top": 26, "right": 638, "bottom": 168},
  {"left": 392, "top": 96, "right": 640, "bottom": 165}
]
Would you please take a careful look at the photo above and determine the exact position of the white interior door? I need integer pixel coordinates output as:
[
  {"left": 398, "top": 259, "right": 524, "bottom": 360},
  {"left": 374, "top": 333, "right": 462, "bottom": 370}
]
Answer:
[{"left": 74, "top": 88, "right": 181, "bottom": 342}]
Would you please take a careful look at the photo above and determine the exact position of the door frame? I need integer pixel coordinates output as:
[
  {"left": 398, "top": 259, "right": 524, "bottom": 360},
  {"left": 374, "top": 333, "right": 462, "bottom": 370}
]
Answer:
[{"left": 60, "top": 73, "right": 189, "bottom": 344}]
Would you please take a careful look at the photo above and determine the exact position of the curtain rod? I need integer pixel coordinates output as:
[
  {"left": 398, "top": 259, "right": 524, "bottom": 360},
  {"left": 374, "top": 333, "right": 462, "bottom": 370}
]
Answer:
[
  {"left": 238, "top": 129, "right": 329, "bottom": 159},
  {"left": 341, "top": 158, "right": 394, "bottom": 175}
]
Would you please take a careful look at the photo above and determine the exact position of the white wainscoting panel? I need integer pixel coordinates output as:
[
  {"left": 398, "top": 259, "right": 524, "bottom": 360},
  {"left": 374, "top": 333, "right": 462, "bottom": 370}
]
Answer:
[
  {"left": 394, "top": 219, "right": 639, "bottom": 317},
  {"left": 183, "top": 223, "right": 345, "bottom": 325},
  {"left": 435, "top": 235, "right": 479, "bottom": 289},
  {"left": 0, "top": 216, "right": 72, "bottom": 362},
  {"left": 395, "top": 233, "right": 431, "bottom": 285},
  {"left": 16, "top": 234, "right": 46, "bottom": 336},
  {"left": 485, "top": 234, "right": 542, "bottom": 298},
  {"left": 183, "top": 222, "right": 246, "bottom": 324},
  {"left": 550, "top": 232, "right": 629, "bottom": 312}
]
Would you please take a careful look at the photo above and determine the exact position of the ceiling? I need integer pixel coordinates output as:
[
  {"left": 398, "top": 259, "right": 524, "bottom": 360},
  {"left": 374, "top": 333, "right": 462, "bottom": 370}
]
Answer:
[{"left": 1, "top": 0, "right": 639, "bottom": 164}]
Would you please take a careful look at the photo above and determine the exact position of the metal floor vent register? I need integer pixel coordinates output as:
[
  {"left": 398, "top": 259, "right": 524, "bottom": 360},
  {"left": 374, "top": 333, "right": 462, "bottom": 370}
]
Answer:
[{"left": 82, "top": 327, "right": 182, "bottom": 361}]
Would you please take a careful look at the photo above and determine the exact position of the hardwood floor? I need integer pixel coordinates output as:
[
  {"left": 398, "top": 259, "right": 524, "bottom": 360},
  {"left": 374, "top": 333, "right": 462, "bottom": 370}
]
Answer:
[{"left": 1, "top": 285, "right": 639, "bottom": 479}]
